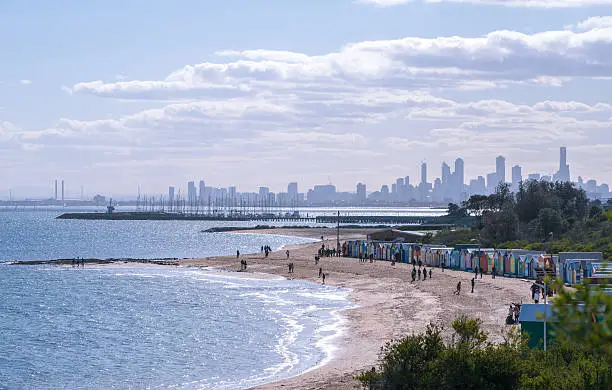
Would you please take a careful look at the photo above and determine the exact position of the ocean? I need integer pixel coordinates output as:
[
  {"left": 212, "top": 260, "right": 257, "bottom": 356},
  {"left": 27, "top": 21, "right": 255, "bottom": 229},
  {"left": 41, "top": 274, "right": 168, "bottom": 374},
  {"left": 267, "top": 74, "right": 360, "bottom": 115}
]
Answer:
[
  {"left": 0, "top": 209, "right": 318, "bottom": 262},
  {"left": 0, "top": 210, "right": 353, "bottom": 389}
]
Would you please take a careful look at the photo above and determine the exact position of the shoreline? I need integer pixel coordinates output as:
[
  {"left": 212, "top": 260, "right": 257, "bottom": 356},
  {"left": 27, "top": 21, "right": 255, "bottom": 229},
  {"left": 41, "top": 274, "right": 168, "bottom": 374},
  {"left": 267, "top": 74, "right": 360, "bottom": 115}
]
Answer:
[
  {"left": 10, "top": 227, "right": 538, "bottom": 389},
  {"left": 179, "top": 228, "right": 537, "bottom": 389}
]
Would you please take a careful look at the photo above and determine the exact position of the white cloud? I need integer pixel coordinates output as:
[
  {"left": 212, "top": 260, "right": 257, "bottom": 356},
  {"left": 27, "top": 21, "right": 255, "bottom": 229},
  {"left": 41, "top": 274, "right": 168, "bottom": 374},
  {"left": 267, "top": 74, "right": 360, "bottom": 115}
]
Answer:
[
  {"left": 572, "top": 16, "right": 612, "bottom": 30},
  {"left": 19, "top": 79, "right": 32, "bottom": 85},
  {"left": 70, "top": 21, "right": 612, "bottom": 102}
]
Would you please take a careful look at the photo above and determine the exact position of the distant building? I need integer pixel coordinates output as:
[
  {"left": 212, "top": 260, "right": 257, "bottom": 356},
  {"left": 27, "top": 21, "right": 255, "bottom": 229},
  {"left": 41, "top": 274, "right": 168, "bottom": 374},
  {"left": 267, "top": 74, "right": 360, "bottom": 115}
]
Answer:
[
  {"left": 198, "top": 180, "right": 205, "bottom": 203},
  {"left": 258, "top": 186, "right": 270, "bottom": 203},
  {"left": 512, "top": 165, "right": 522, "bottom": 191},
  {"left": 356, "top": 182, "right": 366, "bottom": 202},
  {"left": 228, "top": 186, "right": 236, "bottom": 200},
  {"left": 496, "top": 155, "right": 506, "bottom": 184},
  {"left": 554, "top": 146, "right": 571, "bottom": 182},
  {"left": 527, "top": 173, "right": 541, "bottom": 182},
  {"left": 308, "top": 184, "right": 337, "bottom": 204},
  {"left": 421, "top": 162, "right": 427, "bottom": 185},
  {"left": 168, "top": 186, "right": 175, "bottom": 203},
  {"left": 454, "top": 158, "right": 465, "bottom": 201},
  {"left": 486, "top": 172, "right": 498, "bottom": 193},
  {"left": 287, "top": 182, "right": 298, "bottom": 206},
  {"left": 187, "top": 181, "right": 196, "bottom": 203}
]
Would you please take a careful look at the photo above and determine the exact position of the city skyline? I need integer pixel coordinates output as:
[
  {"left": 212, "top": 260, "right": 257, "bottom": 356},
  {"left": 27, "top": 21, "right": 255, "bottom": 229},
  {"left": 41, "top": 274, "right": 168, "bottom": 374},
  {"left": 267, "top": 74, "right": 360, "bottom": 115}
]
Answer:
[
  {"left": 1, "top": 1, "right": 612, "bottom": 196},
  {"left": 9, "top": 146, "right": 610, "bottom": 203}
]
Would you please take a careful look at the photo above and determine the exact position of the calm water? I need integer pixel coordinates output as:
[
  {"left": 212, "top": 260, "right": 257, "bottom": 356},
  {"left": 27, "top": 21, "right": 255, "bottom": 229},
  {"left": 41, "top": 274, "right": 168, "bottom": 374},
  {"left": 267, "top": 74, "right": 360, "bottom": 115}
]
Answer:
[
  {"left": 0, "top": 210, "right": 317, "bottom": 262},
  {"left": 0, "top": 211, "right": 353, "bottom": 389},
  {"left": 0, "top": 265, "right": 351, "bottom": 389}
]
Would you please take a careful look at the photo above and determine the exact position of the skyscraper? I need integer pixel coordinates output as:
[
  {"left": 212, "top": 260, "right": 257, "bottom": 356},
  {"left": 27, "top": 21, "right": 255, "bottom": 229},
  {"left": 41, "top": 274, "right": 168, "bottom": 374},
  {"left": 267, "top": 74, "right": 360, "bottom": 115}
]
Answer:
[
  {"left": 512, "top": 165, "right": 522, "bottom": 191},
  {"left": 555, "top": 146, "right": 571, "bottom": 182},
  {"left": 421, "top": 162, "right": 427, "bottom": 185},
  {"left": 198, "top": 180, "right": 205, "bottom": 203},
  {"left": 496, "top": 156, "right": 506, "bottom": 184},
  {"left": 61, "top": 180, "right": 65, "bottom": 202},
  {"left": 454, "top": 158, "right": 465, "bottom": 201},
  {"left": 287, "top": 182, "right": 298, "bottom": 198},
  {"left": 441, "top": 162, "right": 451, "bottom": 184},
  {"left": 54, "top": 180, "right": 58, "bottom": 200},
  {"left": 168, "top": 186, "right": 175, "bottom": 203},
  {"left": 187, "top": 181, "right": 196, "bottom": 203},
  {"left": 356, "top": 182, "right": 366, "bottom": 202}
]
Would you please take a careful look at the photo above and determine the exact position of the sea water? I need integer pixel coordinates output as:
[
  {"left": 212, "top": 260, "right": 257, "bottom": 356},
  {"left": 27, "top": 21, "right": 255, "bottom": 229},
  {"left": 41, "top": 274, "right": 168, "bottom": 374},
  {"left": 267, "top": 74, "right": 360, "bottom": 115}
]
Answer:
[
  {"left": 0, "top": 210, "right": 353, "bottom": 388},
  {"left": 0, "top": 210, "right": 317, "bottom": 262},
  {"left": 0, "top": 266, "right": 352, "bottom": 389}
]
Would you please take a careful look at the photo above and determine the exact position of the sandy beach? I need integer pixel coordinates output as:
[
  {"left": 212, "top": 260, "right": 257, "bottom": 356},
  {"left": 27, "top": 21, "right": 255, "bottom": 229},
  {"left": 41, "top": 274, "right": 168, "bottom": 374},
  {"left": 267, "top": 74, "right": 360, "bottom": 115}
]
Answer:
[{"left": 179, "top": 228, "right": 537, "bottom": 390}]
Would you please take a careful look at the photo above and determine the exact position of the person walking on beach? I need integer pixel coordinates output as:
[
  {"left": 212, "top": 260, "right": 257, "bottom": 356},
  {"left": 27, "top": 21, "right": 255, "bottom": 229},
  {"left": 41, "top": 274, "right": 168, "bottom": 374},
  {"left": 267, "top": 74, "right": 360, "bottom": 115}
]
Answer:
[
  {"left": 286, "top": 250, "right": 290, "bottom": 260},
  {"left": 474, "top": 266, "right": 478, "bottom": 279},
  {"left": 479, "top": 266, "right": 483, "bottom": 279},
  {"left": 429, "top": 269, "right": 432, "bottom": 279},
  {"left": 531, "top": 283, "right": 540, "bottom": 303},
  {"left": 454, "top": 281, "right": 462, "bottom": 295},
  {"left": 319, "top": 267, "right": 322, "bottom": 278},
  {"left": 423, "top": 266, "right": 427, "bottom": 280},
  {"left": 322, "top": 273, "right": 326, "bottom": 284},
  {"left": 471, "top": 277, "right": 475, "bottom": 293},
  {"left": 411, "top": 267, "right": 417, "bottom": 282},
  {"left": 418, "top": 268, "right": 422, "bottom": 281},
  {"left": 492, "top": 266, "right": 496, "bottom": 279},
  {"left": 237, "top": 250, "right": 240, "bottom": 259}
]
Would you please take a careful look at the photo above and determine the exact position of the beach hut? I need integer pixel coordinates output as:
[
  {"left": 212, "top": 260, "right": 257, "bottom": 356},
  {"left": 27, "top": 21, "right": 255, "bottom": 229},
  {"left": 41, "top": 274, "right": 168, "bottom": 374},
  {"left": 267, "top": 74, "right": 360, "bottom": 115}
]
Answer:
[
  {"left": 559, "top": 252, "right": 604, "bottom": 286},
  {"left": 518, "top": 304, "right": 556, "bottom": 349}
]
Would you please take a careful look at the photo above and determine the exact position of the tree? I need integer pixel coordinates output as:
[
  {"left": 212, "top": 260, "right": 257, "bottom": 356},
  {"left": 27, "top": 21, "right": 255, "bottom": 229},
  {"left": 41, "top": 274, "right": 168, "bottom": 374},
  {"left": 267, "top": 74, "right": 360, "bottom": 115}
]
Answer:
[
  {"left": 462, "top": 195, "right": 489, "bottom": 217},
  {"left": 537, "top": 208, "right": 567, "bottom": 239},
  {"left": 550, "top": 280, "right": 612, "bottom": 356}
]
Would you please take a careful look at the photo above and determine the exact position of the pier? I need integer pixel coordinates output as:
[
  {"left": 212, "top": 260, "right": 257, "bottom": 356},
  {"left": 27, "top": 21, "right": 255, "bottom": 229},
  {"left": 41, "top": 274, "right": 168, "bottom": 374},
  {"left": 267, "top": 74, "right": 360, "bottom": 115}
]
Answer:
[{"left": 55, "top": 212, "right": 447, "bottom": 225}]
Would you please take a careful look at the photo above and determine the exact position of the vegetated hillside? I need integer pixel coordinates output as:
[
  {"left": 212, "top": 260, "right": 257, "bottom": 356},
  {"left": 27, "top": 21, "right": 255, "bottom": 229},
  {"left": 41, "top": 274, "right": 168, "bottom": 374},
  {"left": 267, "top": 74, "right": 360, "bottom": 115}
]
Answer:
[
  {"left": 358, "top": 282, "right": 612, "bottom": 390},
  {"left": 435, "top": 181, "right": 612, "bottom": 260}
]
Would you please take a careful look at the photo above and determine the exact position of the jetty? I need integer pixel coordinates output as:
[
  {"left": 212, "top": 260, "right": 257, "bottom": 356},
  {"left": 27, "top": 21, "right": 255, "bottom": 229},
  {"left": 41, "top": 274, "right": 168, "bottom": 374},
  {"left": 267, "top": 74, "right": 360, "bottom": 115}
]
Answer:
[{"left": 55, "top": 211, "right": 448, "bottom": 225}]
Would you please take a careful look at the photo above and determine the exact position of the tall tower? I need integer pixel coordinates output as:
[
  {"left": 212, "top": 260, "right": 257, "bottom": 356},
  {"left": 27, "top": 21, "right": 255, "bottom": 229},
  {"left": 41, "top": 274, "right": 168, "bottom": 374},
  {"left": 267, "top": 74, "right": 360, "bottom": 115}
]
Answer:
[
  {"left": 61, "top": 180, "right": 65, "bottom": 202},
  {"left": 496, "top": 156, "right": 506, "bottom": 184},
  {"left": 168, "top": 186, "right": 175, "bottom": 203},
  {"left": 441, "top": 162, "right": 451, "bottom": 183},
  {"left": 421, "top": 162, "right": 427, "bottom": 185},
  {"left": 54, "top": 180, "right": 58, "bottom": 200},
  {"left": 454, "top": 158, "right": 465, "bottom": 201},
  {"left": 556, "top": 146, "right": 570, "bottom": 182},
  {"left": 198, "top": 180, "right": 205, "bottom": 203},
  {"left": 560, "top": 147, "right": 567, "bottom": 170},
  {"left": 512, "top": 165, "right": 522, "bottom": 191}
]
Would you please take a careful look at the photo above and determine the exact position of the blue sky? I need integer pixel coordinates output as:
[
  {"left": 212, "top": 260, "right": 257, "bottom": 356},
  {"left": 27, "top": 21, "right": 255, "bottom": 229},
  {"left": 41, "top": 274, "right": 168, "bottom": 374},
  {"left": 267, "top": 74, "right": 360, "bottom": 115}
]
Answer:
[{"left": 1, "top": 0, "right": 612, "bottom": 198}]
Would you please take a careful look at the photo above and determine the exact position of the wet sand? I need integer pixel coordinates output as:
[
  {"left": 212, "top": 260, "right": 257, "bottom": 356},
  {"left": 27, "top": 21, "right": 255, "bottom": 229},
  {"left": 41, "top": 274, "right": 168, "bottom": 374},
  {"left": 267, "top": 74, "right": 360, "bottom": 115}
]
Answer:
[{"left": 180, "top": 228, "right": 536, "bottom": 390}]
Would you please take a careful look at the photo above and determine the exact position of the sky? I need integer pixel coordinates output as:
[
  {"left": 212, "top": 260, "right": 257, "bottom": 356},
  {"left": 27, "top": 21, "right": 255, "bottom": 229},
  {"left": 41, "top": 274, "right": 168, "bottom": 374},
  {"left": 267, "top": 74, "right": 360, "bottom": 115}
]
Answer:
[{"left": 1, "top": 0, "right": 612, "bottom": 198}]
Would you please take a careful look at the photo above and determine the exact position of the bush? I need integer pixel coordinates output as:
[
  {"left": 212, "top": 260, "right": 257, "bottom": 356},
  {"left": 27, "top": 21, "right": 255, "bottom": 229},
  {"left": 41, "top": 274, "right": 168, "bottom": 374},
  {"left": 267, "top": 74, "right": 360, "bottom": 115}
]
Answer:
[{"left": 359, "top": 283, "right": 612, "bottom": 389}]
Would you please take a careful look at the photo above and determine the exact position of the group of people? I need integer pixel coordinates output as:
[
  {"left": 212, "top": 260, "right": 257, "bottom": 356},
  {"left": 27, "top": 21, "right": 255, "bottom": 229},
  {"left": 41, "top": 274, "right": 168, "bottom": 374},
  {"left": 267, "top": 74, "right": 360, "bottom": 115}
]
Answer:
[
  {"left": 71, "top": 257, "right": 85, "bottom": 267},
  {"left": 261, "top": 245, "right": 272, "bottom": 257},
  {"left": 358, "top": 253, "right": 374, "bottom": 263},
  {"left": 411, "top": 265, "right": 432, "bottom": 282},
  {"left": 240, "top": 259, "right": 248, "bottom": 271},
  {"left": 288, "top": 262, "right": 295, "bottom": 273},
  {"left": 319, "top": 245, "right": 339, "bottom": 258}
]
